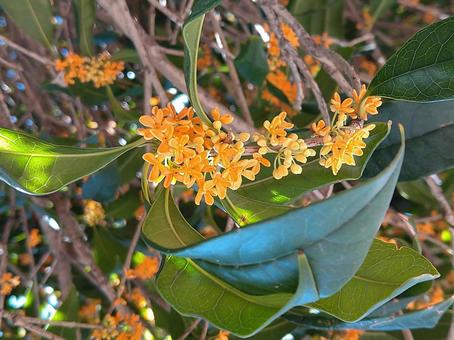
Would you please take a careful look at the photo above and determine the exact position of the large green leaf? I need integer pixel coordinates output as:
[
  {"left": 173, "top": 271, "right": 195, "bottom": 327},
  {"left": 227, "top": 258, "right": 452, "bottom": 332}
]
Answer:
[
  {"left": 74, "top": 0, "right": 95, "bottom": 56},
  {"left": 308, "top": 239, "right": 439, "bottom": 322},
  {"left": 0, "top": 128, "right": 145, "bottom": 195},
  {"left": 285, "top": 297, "right": 454, "bottom": 332},
  {"left": 145, "top": 127, "right": 404, "bottom": 299},
  {"left": 290, "top": 0, "right": 344, "bottom": 38},
  {"left": 156, "top": 253, "right": 317, "bottom": 337},
  {"left": 222, "top": 122, "right": 390, "bottom": 224},
  {"left": 234, "top": 36, "right": 269, "bottom": 86},
  {"left": 0, "top": 0, "right": 53, "bottom": 49},
  {"left": 368, "top": 100, "right": 454, "bottom": 180},
  {"left": 368, "top": 17, "right": 454, "bottom": 101},
  {"left": 183, "top": 0, "right": 221, "bottom": 125}
]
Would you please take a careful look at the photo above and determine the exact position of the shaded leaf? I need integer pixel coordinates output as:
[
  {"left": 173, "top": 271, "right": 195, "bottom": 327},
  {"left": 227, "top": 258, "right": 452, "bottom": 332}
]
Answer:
[
  {"left": 106, "top": 86, "right": 139, "bottom": 121},
  {"left": 286, "top": 297, "right": 454, "bottom": 331},
  {"left": 0, "top": 127, "right": 145, "bottom": 195},
  {"left": 82, "top": 162, "right": 120, "bottom": 203},
  {"left": 368, "top": 100, "right": 454, "bottom": 180},
  {"left": 49, "top": 287, "right": 79, "bottom": 340},
  {"left": 0, "top": 0, "right": 53, "bottom": 48},
  {"left": 369, "top": 17, "right": 454, "bottom": 101},
  {"left": 74, "top": 0, "right": 95, "bottom": 56},
  {"left": 234, "top": 36, "right": 269, "bottom": 85},
  {"left": 308, "top": 239, "right": 439, "bottom": 322}
]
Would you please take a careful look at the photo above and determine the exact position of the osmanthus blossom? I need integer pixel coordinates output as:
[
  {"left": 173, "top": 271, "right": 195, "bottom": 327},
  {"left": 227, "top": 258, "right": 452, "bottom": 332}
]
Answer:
[{"left": 138, "top": 85, "right": 382, "bottom": 205}]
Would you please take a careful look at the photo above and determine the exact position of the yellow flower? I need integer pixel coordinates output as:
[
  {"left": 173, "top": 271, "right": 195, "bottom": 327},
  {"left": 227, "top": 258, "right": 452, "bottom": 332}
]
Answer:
[
  {"left": 320, "top": 124, "right": 375, "bottom": 175},
  {"left": 330, "top": 92, "right": 355, "bottom": 126},
  {"left": 280, "top": 23, "right": 299, "bottom": 48},
  {"left": 351, "top": 84, "right": 382, "bottom": 120},
  {"left": 311, "top": 119, "right": 330, "bottom": 136},
  {"left": 83, "top": 200, "right": 106, "bottom": 227},
  {"left": 263, "top": 112, "right": 294, "bottom": 146}
]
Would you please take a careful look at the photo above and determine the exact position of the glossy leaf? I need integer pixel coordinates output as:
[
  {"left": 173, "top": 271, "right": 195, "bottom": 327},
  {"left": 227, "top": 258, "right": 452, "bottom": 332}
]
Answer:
[
  {"left": 308, "top": 239, "right": 439, "bottom": 322},
  {"left": 183, "top": 0, "right": 221, "bottom": 125},
  {"left": 156, "top": 253, "right": 317, "bottom": 337},
  {"left": 368, "top": 100, "right": 454, "bottom": 180},
  {"left": 0, "top": 128, "right": 145, "bottom": 195},
  {"left": 0, "top": 0, "right": 53, "bottom": 48},
  {"left": 82, "top": 162, "right": 119, "bottom": 203},
  {"left": 74, "top": 0, "right": 95, "bottom": 56},
  {"left": 234, "top": 36, "right": 269, "bottom": 85},
  {"left": 146, "top": 128, "right": 404, "bottom": 299},
  {"left": 286, "top": 297, "right": 454, "bottom": 331},
  {"left": 222, "top": 122, "right": 390, "bottom": 224},
  {"left": 368, "top": 17, "right": 454, "bottom": 101}
]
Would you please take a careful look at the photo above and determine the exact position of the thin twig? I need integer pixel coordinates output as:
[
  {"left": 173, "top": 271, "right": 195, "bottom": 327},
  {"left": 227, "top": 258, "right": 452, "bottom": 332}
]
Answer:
[{"left": 0, "top": 34, "right": 53, "bottom": 66}]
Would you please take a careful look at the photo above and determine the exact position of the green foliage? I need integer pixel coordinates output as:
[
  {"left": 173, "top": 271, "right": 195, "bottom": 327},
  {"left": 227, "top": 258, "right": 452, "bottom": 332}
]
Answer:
[
  {"left": 222, "top": 122, "right": 390, "bottom": 224},
  {"left": 368, "top": 100, "right": 454, "bottom": 180},
  {"left": 309, "top": 239, "right": 439, "bottom": 322},
  {"left": 234, "top": 37, "right": 269, "bottom": 86},
  {"left": 286, "top": 297, "right": 454, "bottom": 332},
  {"left": 369, "top": 17, "right": 454, "bottom": 101},
  {"left": 74, "top": 0, "right": 95, "bottom": 56},
  {"left": 182, "top": 0, "right": 221, "bottom": 125},
  {"left": 143, "top": 131, "right": 405, "bottom": 336},
  {"left": 0, "top": 0, "right": 53, "bottom": 48},
  {"left": 0, "top": 127, "right": 145, "bottom": 195}
]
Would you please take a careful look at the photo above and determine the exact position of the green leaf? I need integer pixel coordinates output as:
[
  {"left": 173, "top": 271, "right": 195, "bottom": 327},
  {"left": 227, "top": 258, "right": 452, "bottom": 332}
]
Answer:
[
  {"left": 183, "top": 0, "right": 221, "bottom": 125},
  {"left": 111, "top": 48, "right": 141, "bottom": 64},
  {"left": 0, "top": 0, "right": 53, "bottom": 48},
  {"left": 230, "top": 319, "right": 296, "bottom": 340},
  {"left": 93, "top": 227, "right": 127, "bottom": 273},
  {"left": 289, "top": 0, "right": 344, "bottom": 38},
  {"left": 222, "top": 121, "right": 390, "bottom": 224},
  {"left": 156, "top": 253, "right": 317, "bottom": 337},
  {"left": 368, "top": 17, "right": 454, "bottom": 101},
  {"left": 82, "top": 162, "right": 119, "bottom": 203},
  {"left": 234, "top": 36, "right": 269, "bottom": 86},
  {"left": 308, "top": 239, "right": 439, "bottom": 322},
  {"left": 398, "top": 180, "right": 438, "bottom": 210},
  {"left": 106, "top": 86, "right": 139, "bottom": 121},
  {"left": 74, "top": 0, "right": 95, "bottom": 56},
  {"left": 286, "top": 297, "right": 454, "bottom": 332},
  {"left": 368, "top": 100, "right": 454, "bottom": 180},
  {"left": 145, "top": 127, "right": 404, "bottom": 299},
  {"left": 0, "top": 127, "right": 145, "bottom": 195}
]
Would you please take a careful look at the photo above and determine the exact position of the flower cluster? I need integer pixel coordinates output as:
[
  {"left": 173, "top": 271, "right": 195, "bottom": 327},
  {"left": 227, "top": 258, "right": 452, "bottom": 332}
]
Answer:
[
  {"left": 138, "top": 105, "right": 264, "bottom": 205},
  {"left": 124, "top": 256, "right": 159, "bottom": 280},
  {"left": 27, "top": 228, "right": 42, "bottom": 248},
  {"left": 91, "top": 313, "right": 143, "bottom": 340},
  {"left": 83, "top": 200, "right": 106, "bottom": 227},
  {"left": 253, "top": 112, "right": 316, "bottom": 179},
  {"left": 311, "top": 85, "right": 382, "bottom": 175},
  {"left": 139, "top": 85, "right": 381, "bottom": 204},
  {"left": 55, "top": 52, "right": 124, "bottom": 88},
  {"left": 0, "top": 272, "right": 20, "bottom": 296}
]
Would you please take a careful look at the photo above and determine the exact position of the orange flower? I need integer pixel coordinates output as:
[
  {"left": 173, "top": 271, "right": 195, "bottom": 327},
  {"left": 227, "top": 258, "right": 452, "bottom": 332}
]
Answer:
[
  {"left": 263, "top": 112, "right": 294, "bottom": 146},
  {"left": 125, "top": 256, "right": 159, "bottom": 280},
  {"left": 280, "top": 23, "right": 299, "bottom": 48},
  {"left": 54, "top": 52, "right": 123, "bottom": 88},
  {"left": 330, "top": 92, "right": 355, "bottom": 126},
  {"left": 92, "top": 313, "right": 144, "bottom": 340},
  {"left": 27, "top": 228, "right": 42, "bottom": 248},
  {"left": 351, "top": 84, "right": 382, "bottom": 120},
  {"left": 79, "top": 299, "right": 101, "bottom": 323},
  {"left": 0, "top": 273, "right": 20, "bottom": 296},
  {"left": 311, "top": 119, "right": 330, "bottom": 136},
  {"left": 217, "top": 330, "right": 230, "bottom": 340}
]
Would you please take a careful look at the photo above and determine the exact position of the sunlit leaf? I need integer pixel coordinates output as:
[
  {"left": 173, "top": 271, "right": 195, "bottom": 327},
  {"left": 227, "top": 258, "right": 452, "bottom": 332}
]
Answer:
[
  {"left": 369, "top": 17, "right": 454, "bottom": 101},
  {"left": 0, "top": 127, "right": 145, "bottom": 195}
]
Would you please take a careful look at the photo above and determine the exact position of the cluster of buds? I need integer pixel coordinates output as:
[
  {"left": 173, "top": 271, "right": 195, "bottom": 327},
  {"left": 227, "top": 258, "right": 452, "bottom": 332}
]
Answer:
[
  {"left": 91, "top": 313, "right": 143, "bottom": 340},
  {"left": 55, "top": 52, "right": 124, "bottom": 88},
  {"left": 312, "top": 85, "right": 382, "bottom": 175}
]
